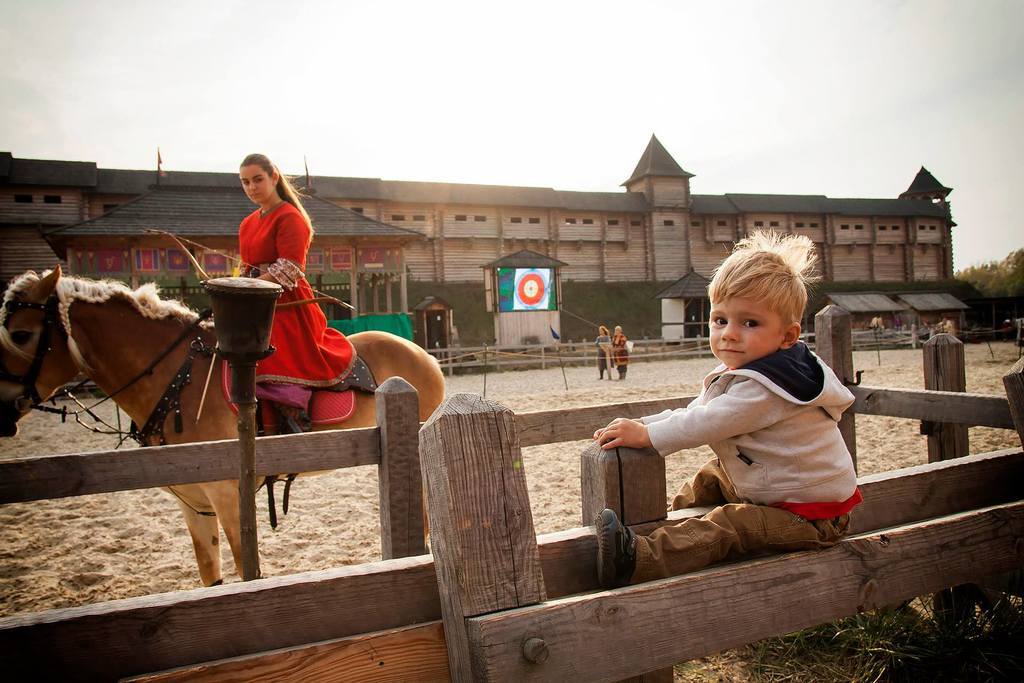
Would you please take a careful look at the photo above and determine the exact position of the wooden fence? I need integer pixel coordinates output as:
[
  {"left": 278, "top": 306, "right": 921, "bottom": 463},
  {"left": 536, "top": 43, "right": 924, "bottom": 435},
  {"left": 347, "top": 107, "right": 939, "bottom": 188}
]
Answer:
[
  {"left": 425, "top": 325, "right": 1007, "bottom": 375},
  {"left": 0, "top": 305, "right": 1022, "bottom": 681}
]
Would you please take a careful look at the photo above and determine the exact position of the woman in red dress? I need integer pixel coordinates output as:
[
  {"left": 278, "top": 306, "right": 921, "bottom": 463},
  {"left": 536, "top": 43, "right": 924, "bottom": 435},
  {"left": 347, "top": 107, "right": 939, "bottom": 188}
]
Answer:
[{"left": 238, "top": 153, "right": 355, "bottom": 416}]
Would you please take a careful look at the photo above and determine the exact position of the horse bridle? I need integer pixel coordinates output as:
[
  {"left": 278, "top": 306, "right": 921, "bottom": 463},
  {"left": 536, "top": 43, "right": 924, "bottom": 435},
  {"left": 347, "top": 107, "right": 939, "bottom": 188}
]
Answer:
[
  {"left": 1, "top": 293, "right": 214, "bottom": 443},
  {"left": 0, "top": 295, "right": 61, "bottom": 410}
]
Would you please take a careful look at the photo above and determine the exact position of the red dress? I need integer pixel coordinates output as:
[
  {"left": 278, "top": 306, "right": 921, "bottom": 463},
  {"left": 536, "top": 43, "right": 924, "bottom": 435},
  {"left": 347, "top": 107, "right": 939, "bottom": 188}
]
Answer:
[{"left": 238, "top": 202, "right": 355, "bottom": 386}]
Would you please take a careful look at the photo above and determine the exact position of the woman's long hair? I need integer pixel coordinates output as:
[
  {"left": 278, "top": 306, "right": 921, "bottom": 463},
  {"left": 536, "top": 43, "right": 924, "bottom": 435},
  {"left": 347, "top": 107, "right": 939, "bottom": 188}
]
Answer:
[{"left": 240, "top": 153, "right": 313, "bottom": 230}]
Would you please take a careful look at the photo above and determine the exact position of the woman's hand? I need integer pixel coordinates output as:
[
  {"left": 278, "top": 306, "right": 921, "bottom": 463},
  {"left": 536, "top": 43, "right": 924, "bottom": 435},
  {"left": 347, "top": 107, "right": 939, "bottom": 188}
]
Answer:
[{"left": 592, "top": 418, "right": 652, "bottom": 450}]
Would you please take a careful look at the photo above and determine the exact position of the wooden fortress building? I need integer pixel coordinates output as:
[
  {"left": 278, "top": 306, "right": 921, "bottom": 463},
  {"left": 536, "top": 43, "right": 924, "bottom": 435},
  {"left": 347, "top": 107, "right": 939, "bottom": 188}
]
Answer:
[{"left": 1, "top": 137, "right": 954, "bottom": 300}]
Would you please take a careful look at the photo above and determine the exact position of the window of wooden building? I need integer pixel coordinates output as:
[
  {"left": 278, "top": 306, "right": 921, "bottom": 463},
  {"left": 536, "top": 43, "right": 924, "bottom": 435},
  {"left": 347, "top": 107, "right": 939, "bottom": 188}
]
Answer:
[
  {"left": 14, "top": 194, "right": 32, "bottom": 203},
  {"left": 717, "top": 220, "right": 727, "bottom": 227},
  {"left": 690, "top": 220, "right": 702, "bottom": 226},
  {"left": 413, "top": 214, "right": 426, "bottom": 221},
  {"left": 103, "top": 203, "right": 119, "bottom": 212},
  {"left": 663, "top": 219, "right": 674, "bottom": 226},
  {"left": 608, "top": 219, "right": 620, "bottom": 226},
  {"left": 44, "top": 195, "right": 62, "bottom": 204},
  {"left": 391, "top": 214, "right": 406, "bottom": 221},
  {"left": 795, "top": 222, "right": 805, "bottom": 227},
  {"left": 528, "top": 217, "right": 540, "bottom": 224},
  {"left": 855, "top": 224, "right": 864, "bottom": 230},
  {"left": 810, "top": 222, "right": 819, "bottom": 227},
  {"left": 754, "top": 221, "right": 764, "bottom": 227},
  {"left": 630, "top": 220, "right": 641, "bottom": 226},
  {"left": 769, "top": 221, "right": 779, "bottom": 227},
  {"left": 455, "top": 214, "right": 467, "bottom": 221},
  {"left": 351, "top": 207, "right": 364, "bottom": 214},
  {"left": 841, "top": 224, "right": 850, "bottom": 229},
  {"left": 565, "top": 217, "right": 577, "bottom": 224},
  {"left": 582, "top": 218, "right": 594, "bottom": 225},
  {"left": 510, "top": 216, "right": 522, "bottom": 223},
  {"left": 474, "top": 215, "right": 486, "bottom": 222}
]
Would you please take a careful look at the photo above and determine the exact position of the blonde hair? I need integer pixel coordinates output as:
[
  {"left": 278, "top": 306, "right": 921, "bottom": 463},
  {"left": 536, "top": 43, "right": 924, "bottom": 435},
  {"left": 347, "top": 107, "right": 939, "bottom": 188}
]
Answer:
[
  {"left": 708, "top": 231, "right": 818, "bottom": 324},
  {"left": 240, "top": 153, "right": 313, "bottom": 229}
]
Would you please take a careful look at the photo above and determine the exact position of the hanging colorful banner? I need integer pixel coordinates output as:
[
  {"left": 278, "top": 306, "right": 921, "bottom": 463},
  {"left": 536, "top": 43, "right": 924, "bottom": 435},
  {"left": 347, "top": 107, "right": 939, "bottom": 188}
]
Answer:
[
  {"left": 134, "top": 248, "right": 160, "bottom": 273},
  {"left": 202, "top": 251, "right": 229, "bottom": 274},
  {"left": 330, "top": 247, "right": 353, "bottom": 271},
  {"left": 166, "top": 248, "right": 191, "bottom": 272},
  {"left": 357, "top": 245, "right": 400, "bottom": 272},
  {"left": 96, "top": 249, "right": 127, "bottom": 274},
  {"left": 306, "top": 247, "right": 325, "bottom": 272},
  {"left": 497, "top": 267, "right": 556, "bottom": 312}
]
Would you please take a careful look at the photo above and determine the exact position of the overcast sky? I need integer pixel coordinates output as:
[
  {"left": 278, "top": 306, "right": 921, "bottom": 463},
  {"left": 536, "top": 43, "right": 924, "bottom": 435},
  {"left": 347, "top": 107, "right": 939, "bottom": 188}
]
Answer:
[{"left": 2, "top": 0, "right": 1021, "bottom": 270}]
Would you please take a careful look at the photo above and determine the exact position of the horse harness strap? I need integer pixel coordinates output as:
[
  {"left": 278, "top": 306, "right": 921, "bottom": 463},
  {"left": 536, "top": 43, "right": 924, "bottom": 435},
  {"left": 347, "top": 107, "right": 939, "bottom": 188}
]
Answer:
[
  {"left": 0, "top": 296, "right": 61, "bottom": 406},
  {"left": 130, "top": 335, "right": 216, "bottom": 446}
]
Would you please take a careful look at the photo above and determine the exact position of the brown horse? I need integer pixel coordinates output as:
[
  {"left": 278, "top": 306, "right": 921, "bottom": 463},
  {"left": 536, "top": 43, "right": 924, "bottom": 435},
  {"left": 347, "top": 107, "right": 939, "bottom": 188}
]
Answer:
[{"left": 0, "top": 267, "right": 445, "bottom": 585}]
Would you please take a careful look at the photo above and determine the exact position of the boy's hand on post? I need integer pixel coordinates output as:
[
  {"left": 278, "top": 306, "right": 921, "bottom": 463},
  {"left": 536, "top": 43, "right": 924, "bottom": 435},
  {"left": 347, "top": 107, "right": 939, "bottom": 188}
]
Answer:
[{"left": 593, "top": 418, "right": 652, "bottom": 450}]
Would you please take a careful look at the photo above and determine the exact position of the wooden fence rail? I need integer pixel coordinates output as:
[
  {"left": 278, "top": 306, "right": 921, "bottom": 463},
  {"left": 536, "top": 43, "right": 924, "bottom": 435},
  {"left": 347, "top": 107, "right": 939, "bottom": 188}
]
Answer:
[{"left": 2, "top": 385, "right": 1014, "bottom": 506}]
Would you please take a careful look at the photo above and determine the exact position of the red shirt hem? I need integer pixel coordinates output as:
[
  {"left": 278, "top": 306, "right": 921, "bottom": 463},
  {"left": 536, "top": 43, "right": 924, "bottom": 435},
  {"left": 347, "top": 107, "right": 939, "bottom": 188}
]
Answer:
[{"left": 772, "top": 487, "right": 863, "bottom": 519}]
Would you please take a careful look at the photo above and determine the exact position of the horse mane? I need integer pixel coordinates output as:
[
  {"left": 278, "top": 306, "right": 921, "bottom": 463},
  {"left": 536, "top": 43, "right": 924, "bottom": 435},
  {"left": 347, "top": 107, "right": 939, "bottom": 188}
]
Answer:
[{"left": 1, "top": 271, "right": 204, "bottom": 368}]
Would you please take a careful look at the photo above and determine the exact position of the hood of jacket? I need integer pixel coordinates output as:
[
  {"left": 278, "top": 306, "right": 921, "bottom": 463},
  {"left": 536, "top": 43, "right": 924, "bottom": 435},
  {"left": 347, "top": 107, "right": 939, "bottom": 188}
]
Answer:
[{"left": 705, "top": 342, "right": 853, "bottom": 421}]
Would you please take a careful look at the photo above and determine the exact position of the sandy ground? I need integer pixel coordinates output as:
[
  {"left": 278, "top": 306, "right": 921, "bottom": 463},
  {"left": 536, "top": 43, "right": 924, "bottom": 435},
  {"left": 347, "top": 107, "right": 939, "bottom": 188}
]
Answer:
[{"left": 0, "top": 342, "right": 1020, "bottom": 620}]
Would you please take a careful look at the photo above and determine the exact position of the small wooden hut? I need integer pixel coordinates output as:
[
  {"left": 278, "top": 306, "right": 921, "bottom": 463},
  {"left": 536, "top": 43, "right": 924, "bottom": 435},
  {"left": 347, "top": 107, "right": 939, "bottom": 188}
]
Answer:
[
  {"left": 482, "top": 249, "right": 567, "bottom": 346},
  {"left": 655, "top": 269, "right": 710, "bottom": 340},
  {"left": 823, "top": 292, "right": 909, "bottom": 330},
  {"left": 895, "top": 292, "right": 970, "bottom": 333},
  {"left": 412, "top": 296, "right": 453, "bottom": 350}
]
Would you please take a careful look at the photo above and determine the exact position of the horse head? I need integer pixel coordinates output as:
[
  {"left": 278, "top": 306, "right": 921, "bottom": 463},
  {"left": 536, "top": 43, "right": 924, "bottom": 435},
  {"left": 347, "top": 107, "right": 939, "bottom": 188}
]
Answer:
[{"left": 0, "top": 266, "right": 79, "bottom": 436}]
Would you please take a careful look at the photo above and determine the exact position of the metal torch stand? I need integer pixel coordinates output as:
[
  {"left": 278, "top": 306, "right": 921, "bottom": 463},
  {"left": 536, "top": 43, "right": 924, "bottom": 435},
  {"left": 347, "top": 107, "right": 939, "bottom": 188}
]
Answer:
[{"left": 220, "top": 350, "right": 272, "bottom": 581}]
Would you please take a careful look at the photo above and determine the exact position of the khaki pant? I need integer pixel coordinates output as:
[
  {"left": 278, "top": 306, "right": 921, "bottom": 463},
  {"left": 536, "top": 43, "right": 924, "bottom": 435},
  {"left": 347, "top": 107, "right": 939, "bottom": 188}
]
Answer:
[{"left": 632, "top": 458, "right": 850, "bottom": 583}]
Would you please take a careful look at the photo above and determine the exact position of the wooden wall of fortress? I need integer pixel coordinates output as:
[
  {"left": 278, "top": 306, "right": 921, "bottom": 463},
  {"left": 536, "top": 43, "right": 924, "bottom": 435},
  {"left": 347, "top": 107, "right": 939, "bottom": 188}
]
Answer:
[{"left": 2, "top": 184, "right": 951, "bottom": 285}]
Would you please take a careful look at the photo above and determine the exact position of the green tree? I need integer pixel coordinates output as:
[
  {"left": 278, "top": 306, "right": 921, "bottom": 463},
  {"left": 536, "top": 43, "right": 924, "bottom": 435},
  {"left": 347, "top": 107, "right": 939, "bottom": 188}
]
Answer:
[{"left": 957, "top": 248, "right": 1024, "bottom": 296}]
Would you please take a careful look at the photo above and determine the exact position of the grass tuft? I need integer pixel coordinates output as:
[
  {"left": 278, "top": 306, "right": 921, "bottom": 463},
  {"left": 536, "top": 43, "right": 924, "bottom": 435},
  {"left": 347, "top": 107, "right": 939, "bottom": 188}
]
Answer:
[{"left": 740, "top": 594, "right": 1024, "bottom": 682}]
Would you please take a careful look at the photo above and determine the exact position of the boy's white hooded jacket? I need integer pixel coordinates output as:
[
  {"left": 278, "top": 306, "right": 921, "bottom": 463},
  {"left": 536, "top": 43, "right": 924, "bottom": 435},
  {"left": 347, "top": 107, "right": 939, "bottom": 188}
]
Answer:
[{"left": 642, "top": 342, "right": 859, "bottom": 511}]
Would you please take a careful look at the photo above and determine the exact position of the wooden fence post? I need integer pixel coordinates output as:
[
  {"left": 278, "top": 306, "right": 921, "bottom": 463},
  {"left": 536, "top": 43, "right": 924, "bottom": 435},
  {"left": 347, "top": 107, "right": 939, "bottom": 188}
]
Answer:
[
  {"left": 419, "top": 394, "right": 546, "bottom": 682},
  {"left": 1003, "top": 356, "right": 1024, "bottom": 449},
  {"left": 375, "top": 377, "right": 425, "bottom": 559},
  {"left": 815, "top": 305, "right": 857, "bottom": 470},
  {"left": 580, "top": 442, "right": 666, "bottom": 527},
  {"left": 581, "top": 441, "right": 672, "bottom": 683},
  {"left": 922, "top": 334, "right": 969, "bottom": 462}
]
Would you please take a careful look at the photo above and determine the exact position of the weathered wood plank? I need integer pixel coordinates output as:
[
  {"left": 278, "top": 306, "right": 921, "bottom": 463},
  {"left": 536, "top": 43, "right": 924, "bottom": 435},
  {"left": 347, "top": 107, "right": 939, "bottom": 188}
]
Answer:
[
  {"left": 419, "top": 393, "right": 545, "bottom": 681},
  {"left": 2, "top": 449, "right": 1020, "bottom": 681},
  {"left": 0, "top": 427, "right": 381, "bottom": 504},
  {"left": 815, "top": 305, "right": 856, "bottom": 467},
  {"left": 376, "top": 377, "right": 425, "bottom": 559},
  {"left": 922, "top": 334, "right": 969, "bottom": 462},
  {"left": 467, "top": 501, "right": 1024, "bottom": 682},
  {"left": 850, "top": 385, "right": 1014, "bottom": 428},
  {"left": 1004, "top": 356, "right": 1024, "bottom": 447},
  {"left": 125, "top": 621, "right": 450, "bottom": 683},
  {"left": 580, "top": 443, "right": 666, "bottom": 526},
  {"left": 517, "top": 397, "right": 695, "bottom": 447},
  {"left": 0, "top": 556, "right": 441, "bottom": 682}
]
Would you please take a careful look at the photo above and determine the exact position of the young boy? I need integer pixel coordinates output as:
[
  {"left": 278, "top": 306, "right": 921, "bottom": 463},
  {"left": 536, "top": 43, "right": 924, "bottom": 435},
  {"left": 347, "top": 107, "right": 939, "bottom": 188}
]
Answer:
[{"left": 592, "top": 231, "right": 861, "bottom": 588}]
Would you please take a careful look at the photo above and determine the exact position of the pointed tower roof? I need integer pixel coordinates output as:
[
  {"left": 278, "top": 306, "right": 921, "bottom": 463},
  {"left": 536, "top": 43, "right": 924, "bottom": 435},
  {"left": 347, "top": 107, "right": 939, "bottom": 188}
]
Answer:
[
  {"left": 900, "top": 166, "right": 952, "bottom": 198},
  {"left": 621, "top": 134, "right": 694, "bottom": 187}
]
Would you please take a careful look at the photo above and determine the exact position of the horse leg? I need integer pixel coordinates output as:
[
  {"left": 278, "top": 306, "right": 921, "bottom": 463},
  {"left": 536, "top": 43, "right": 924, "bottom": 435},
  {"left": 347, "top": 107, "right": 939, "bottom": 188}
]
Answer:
[
  {"left": 168, "top": 485, "right": 223, "bottom": 586},
  {"left": 202, "top": 480, "right": 249, "bottom": 579}
]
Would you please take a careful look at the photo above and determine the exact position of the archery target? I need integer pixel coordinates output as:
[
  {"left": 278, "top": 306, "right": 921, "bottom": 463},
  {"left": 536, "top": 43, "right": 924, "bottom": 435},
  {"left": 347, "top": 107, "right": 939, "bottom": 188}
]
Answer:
[{"left": 513, "top": 268, "right": 552, "bottom": 310}]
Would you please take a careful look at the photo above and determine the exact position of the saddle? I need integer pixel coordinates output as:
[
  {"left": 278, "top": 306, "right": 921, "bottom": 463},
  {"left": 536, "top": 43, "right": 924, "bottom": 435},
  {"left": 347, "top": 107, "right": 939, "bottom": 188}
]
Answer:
[
  {"left": 220, "top": 356, "right": 378, "bottom": 529},
  {"left": 220, "top": 356, "right": 377, "bottom": 433}
]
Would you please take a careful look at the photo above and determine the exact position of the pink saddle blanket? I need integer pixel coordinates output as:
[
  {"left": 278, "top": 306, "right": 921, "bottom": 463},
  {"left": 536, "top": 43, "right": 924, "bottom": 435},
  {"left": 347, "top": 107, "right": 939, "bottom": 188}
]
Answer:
[{"left": 221, "top": 364, "right": 356, "bottom": 431}]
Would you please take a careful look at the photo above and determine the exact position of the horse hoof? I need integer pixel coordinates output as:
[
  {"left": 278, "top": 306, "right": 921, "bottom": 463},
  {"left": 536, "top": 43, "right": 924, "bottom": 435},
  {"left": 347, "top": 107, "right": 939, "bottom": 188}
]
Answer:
[{"left": 210, "top": 579, "right": 223, "bottom": 586}]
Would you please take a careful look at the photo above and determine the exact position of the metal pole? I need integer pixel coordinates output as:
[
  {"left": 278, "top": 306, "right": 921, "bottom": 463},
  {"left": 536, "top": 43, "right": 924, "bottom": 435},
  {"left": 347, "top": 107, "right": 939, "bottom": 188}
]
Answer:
[{"left": 230, "top": 360, "right": 261, "bottom": 581}]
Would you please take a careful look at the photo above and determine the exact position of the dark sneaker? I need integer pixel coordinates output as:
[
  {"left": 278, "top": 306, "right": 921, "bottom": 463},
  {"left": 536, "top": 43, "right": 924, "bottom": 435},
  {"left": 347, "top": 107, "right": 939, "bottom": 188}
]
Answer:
[{"left": 595, "top": 508, "right": 636, "bottom": 588}]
